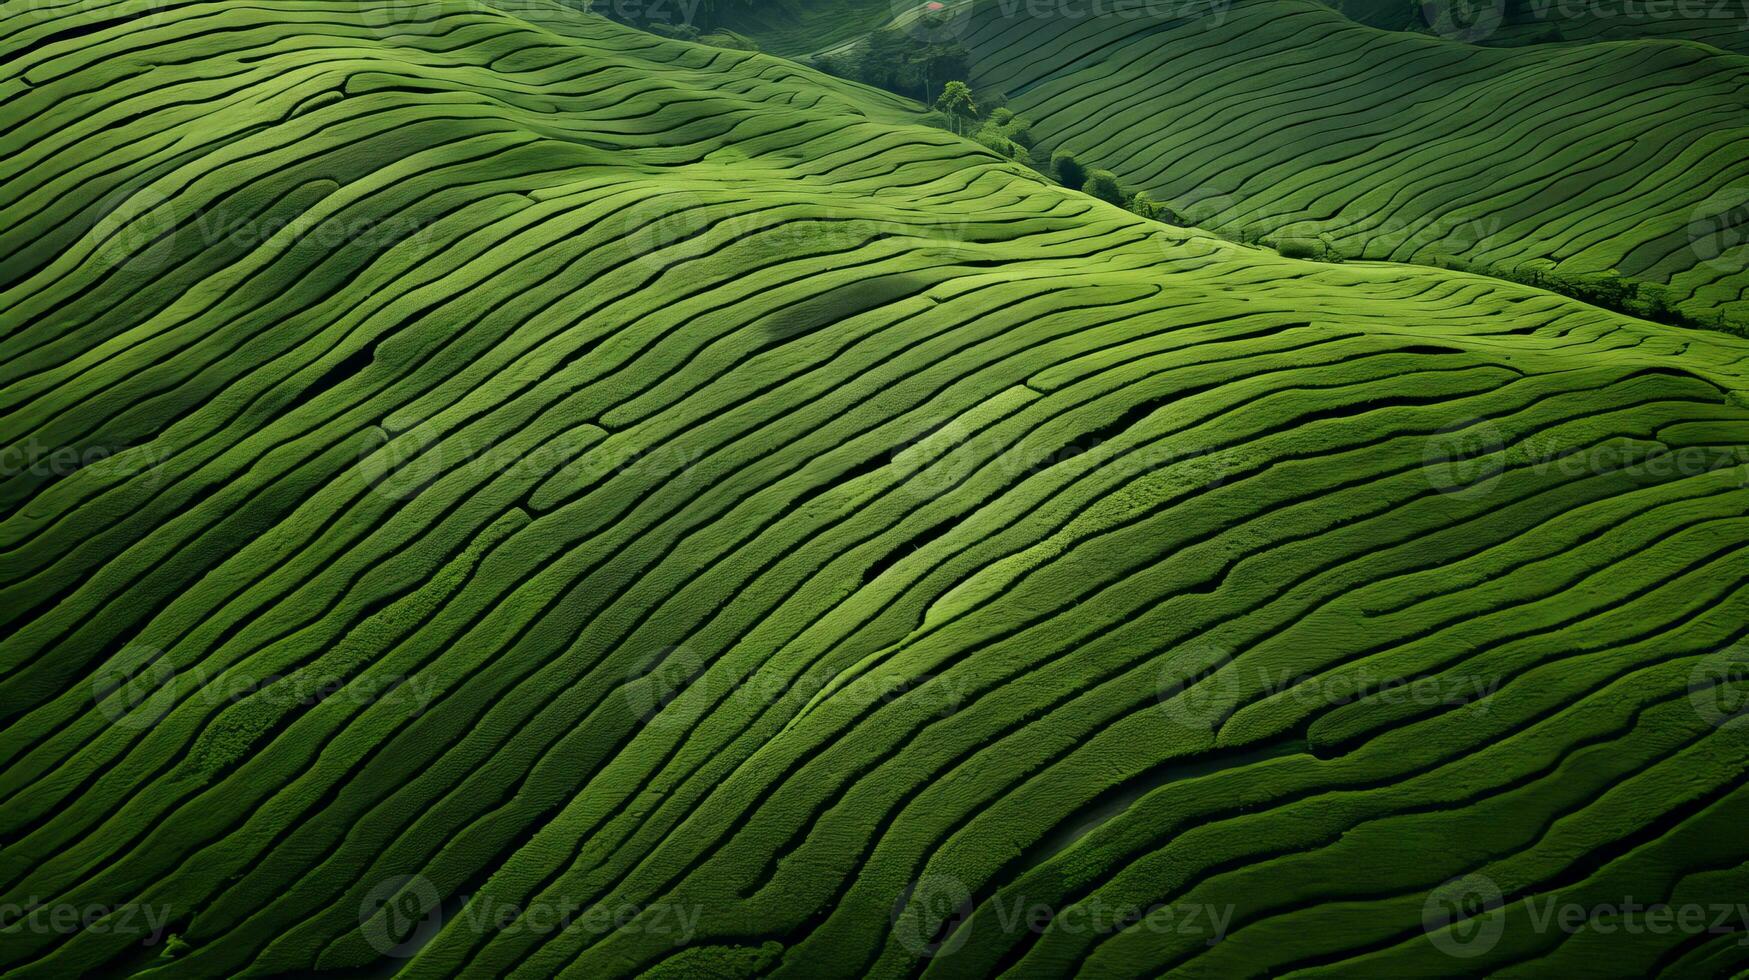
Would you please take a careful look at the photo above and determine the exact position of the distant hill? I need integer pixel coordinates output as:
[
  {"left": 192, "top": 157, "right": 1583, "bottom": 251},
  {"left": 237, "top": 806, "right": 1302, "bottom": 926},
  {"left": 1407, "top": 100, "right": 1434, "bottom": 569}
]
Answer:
[{"left": 719, "top": 0, "right": 1749, "bottom": 332}]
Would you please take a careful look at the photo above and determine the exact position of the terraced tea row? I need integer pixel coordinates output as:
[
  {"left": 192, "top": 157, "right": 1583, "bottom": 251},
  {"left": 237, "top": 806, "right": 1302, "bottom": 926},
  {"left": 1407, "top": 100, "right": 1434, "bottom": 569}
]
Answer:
[
  {"left": 2, "top": 1, "right": 1748, "bottom": 978},
  {"left": 981, "top": 0, "right": 1749, "bottom": 328},
  {"left": 817, "top": 0, "right": 1749, "bottom": 330}
]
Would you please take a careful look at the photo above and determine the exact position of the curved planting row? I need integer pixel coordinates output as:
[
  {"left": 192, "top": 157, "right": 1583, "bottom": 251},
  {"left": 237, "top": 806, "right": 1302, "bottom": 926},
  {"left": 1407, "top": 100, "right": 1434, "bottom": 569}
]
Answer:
[
  {"left": 943, "top": 0, "right": 1749, "bottom": 330},
  {"left": 2, "top": 1, "right": 1749, "bottom": 978}
]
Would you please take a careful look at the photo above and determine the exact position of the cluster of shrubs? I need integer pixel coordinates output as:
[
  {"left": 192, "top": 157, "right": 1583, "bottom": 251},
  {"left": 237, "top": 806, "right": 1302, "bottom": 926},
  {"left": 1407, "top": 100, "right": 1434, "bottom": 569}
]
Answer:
[
  {"left": 1430, "top": 256, "right": 1743, "bottom": 335},
  {"left": 918, "top": 85, "right": 1180, "bottom": 225}
]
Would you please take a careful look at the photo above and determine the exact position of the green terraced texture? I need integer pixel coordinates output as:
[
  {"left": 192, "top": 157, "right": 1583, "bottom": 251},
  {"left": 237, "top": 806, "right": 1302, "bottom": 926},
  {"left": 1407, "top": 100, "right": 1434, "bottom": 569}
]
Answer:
[
  {"left": 3, "top": 1, "right": 1749, "bottom": 978},
  {"left": 956, "top": 0, "right": 1749, "bottom": 330},
  {"left": 747, "top": 0, "right": 1749, "bottom": 330},
  {"left": 1324, "top": 0, "right": 1749, "bottom": 54}
]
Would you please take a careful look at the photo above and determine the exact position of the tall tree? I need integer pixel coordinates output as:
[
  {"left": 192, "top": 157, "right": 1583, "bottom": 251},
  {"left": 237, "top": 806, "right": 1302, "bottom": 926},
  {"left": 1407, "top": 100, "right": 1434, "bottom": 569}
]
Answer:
[{"left": 933, "top": 81, "right": 977, "bottom": 136}]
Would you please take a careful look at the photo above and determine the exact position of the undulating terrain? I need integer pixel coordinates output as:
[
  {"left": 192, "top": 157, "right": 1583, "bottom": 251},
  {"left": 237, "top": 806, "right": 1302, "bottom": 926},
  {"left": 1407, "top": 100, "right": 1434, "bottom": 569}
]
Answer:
[{"left": 3, "top": 0, "right": 1749, "bottom": 978}]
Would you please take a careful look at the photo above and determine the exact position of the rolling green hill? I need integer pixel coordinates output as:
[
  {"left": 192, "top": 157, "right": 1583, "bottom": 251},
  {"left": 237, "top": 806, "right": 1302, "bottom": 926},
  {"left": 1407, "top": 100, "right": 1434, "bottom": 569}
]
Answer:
[
  {"left": 1371, "top": 0, "right": 1749, "bottom": 54},
  {"left": 724, "top": 0, "right": 1749, "bottom": 332},
  {"left": 3, "top": 1, "right": 1749, "bottom": 978}
]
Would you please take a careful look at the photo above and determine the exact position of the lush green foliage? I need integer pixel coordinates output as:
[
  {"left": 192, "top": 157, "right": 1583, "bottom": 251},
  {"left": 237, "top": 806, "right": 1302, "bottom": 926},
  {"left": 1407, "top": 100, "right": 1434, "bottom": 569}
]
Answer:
[{"left": 4, "top": 2, "right": 1749, "bottom": 979}]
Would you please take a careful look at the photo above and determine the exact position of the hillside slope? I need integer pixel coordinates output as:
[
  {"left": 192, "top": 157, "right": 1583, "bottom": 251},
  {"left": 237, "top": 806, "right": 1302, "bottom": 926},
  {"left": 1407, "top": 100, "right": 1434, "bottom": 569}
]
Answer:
[
  {"left": 747, "top": 0, "right": 1749, "bottom": 331},
  {"left": 4, "top": 2, "right": 1749, "bottom": 978}
]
